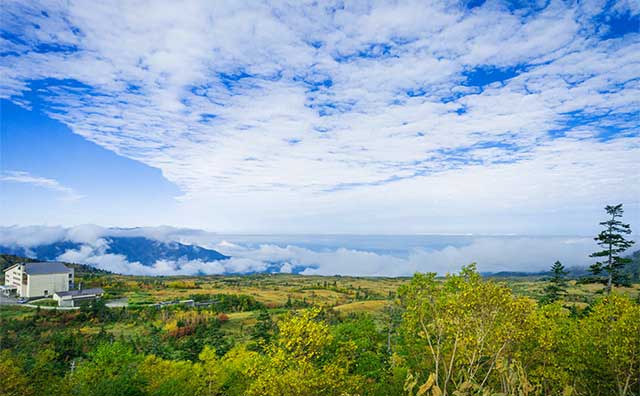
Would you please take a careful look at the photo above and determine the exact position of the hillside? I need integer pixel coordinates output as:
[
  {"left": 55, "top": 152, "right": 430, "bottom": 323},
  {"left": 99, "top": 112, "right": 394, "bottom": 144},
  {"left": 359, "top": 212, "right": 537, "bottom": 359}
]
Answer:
[
  {"left": 624, "top": 249, "right": 640, "bottom": 282},
  {"left": 0, "top": 254, "right": 110, "bottom": 276}
]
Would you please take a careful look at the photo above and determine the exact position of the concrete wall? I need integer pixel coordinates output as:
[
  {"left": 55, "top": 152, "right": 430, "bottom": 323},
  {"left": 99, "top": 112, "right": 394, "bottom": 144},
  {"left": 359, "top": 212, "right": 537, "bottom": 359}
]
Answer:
[
  {"left": 58, "top": 298, "right": 74, "bottom": 308},
  {"left": 54, "top": 294, "right": 98, "bottom": 307},
  {"left": 4, "top": 266, "right": 27, "bottom": 297},
  {"left": 26, "top": 273, "right": 71, "bottom": 298}
]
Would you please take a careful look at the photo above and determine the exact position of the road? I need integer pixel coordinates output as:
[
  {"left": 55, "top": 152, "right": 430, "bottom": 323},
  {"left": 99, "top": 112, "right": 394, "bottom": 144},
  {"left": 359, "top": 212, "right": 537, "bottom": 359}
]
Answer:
[
  {"left": 0, "top": 294, "right": 18, "bottom": 305},
  {"left": 0, "top": 294, "right": 127, "bottom": 310}
]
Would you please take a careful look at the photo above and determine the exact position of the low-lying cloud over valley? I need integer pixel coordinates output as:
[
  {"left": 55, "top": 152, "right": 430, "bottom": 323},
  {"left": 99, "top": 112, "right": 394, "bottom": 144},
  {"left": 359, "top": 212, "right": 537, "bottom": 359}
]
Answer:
[{"left": 1, "top": 225, "right": 629, "bottom": 277}]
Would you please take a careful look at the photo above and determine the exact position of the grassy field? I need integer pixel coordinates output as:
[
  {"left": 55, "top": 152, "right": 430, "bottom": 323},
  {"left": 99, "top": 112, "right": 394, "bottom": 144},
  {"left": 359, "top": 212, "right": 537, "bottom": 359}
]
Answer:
[
  {"left": 81, "top": 272, "right": 640, "bottom": 309},
  {"left": 87, "top": 273, "right": 405, "bottom": 307},
  {"left": 3, "top": 272, "right": 638, "bottom": 344}
]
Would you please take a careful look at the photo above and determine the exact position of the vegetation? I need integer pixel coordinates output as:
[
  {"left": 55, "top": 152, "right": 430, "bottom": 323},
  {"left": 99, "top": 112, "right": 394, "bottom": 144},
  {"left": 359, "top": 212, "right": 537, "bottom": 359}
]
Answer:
[
  {"left": 1, "top": 206, "right": 638, "bottom": 395},
  {"left": 543, "top": 261, "right": 568, "bottom": 303},
  {"left": 1, "top": 261, "right": 639, "bottom": 396},
  {"left": 590, "top": 204, "right": 635, "bottom": 293}
]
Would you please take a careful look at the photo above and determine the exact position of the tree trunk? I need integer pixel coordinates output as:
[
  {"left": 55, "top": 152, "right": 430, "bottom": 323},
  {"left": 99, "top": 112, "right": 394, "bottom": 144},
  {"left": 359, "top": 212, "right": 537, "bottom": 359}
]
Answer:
[{"left": 606, "top": 215, "right": 614, "bottom": 295}]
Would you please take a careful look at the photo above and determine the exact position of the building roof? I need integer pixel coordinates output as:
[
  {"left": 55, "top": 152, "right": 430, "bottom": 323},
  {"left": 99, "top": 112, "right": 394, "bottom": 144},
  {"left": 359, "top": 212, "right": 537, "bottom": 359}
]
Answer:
[
  {"left": 22, "top": 262, "right": 72, "bottom": 275},
  {"left": 54, "top": 288, "right": 104, "bottom": 298},
  {"left": 3, "top": 263, "right": 20, "bottom": 272}
]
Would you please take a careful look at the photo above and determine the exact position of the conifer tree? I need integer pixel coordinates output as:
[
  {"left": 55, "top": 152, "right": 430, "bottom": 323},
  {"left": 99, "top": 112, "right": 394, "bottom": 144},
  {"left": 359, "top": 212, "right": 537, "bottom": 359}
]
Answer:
[
  {"left": 251, "top": 310, "right": 276, "bottom": 348},
  {"left": 589, "top": 204, "right": 635, "bottom": 294},
  {"left": 543, "top": 260, "right": 568, "bottom": 303}
]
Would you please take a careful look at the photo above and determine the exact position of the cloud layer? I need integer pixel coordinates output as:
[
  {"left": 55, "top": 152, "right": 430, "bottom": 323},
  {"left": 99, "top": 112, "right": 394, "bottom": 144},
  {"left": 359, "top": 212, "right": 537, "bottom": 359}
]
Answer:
[
  {"left": 1, "top": 1, "right": 639, "bottom": 233},
  {"left": 1, "top": 225, "right": 630, "bottom": 276}
]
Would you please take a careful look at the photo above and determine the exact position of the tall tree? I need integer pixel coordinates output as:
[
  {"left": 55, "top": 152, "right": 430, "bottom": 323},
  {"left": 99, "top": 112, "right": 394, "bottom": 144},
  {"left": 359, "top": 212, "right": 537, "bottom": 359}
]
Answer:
[
  {"left": 590, "top": 204, "right": 635, "bottom": 294},
  {"left": 544, "top": 260, "right": 568, "bottom": 303},
  {"left": 251, "top": 310, "right": 276, "bottom": 351}
]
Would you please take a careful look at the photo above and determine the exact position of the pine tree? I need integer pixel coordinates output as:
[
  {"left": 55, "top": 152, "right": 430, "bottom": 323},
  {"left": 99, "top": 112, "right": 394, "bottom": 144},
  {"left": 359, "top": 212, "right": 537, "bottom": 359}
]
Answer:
[
  {"left": 251, "top": 310, "right": 276, "bottom": 351},
  {"left": 543, "top": 260, "right": 568, "bottom": 303},
  {"left": 589, "top": 204, "right": 635, "bottom": 294}
]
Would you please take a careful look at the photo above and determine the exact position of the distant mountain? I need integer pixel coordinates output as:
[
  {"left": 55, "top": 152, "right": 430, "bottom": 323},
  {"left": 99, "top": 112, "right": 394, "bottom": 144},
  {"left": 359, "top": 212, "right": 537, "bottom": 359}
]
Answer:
[
  {"left": 482, "top": 266, "right": 590, "bottom": 279},
  {"left": 623, "top": 249, "right": 640, "bottom": 282},
  {"left": 0, "top": 236, "right": 229, "bottom": 266}
]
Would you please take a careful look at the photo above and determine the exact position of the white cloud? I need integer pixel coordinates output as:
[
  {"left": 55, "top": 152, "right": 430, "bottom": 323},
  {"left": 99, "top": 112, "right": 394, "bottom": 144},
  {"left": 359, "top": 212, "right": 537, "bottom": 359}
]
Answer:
[
  {"left": 56, "top": 244, "right": 267, "bottom": 276},
  {"left": 0, "top": 1, "right": 638, "bottom": 233},
  {"left": 0, "top": 171, "right": 84, "bottom": 201},
  {"left": 54, "top": 234, "right": 614, "bottom": 276},
  {"left": 0, "top": 225, "right": 637, "bottom": 276},
  {"left": 214, "top": 237, "right": 606, "bottom": 276}
]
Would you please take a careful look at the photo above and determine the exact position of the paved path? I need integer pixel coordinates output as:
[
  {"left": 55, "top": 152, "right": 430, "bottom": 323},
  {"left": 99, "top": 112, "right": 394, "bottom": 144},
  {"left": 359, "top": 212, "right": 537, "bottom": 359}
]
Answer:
[
  {"left": 1, "top": 295, "right": 126, "bottom": 310},
  {"left": 0, "top": 294, "right": 18, "bottom": 305}
]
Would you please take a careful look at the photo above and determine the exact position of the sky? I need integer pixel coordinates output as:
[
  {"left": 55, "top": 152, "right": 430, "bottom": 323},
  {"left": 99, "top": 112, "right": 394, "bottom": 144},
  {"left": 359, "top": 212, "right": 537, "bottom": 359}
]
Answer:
[{"left": 1, "top": 0, "right": 639, "bottom": 235}]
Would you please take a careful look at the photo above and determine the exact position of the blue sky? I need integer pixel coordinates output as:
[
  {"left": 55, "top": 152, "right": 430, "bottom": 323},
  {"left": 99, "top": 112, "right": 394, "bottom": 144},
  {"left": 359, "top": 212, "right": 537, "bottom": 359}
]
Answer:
[{"left": 1, "top": 0, "right": 639, "bottom": 235}]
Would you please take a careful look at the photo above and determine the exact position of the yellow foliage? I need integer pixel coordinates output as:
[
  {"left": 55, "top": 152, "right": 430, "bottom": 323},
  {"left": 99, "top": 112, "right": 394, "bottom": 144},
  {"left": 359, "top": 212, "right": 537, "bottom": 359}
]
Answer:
[
  {"left": 162, "top": 310, "right": 215, "bottom": 332},
  {"left": 0, "top": 351, "right": 32, "bottom": 396}
]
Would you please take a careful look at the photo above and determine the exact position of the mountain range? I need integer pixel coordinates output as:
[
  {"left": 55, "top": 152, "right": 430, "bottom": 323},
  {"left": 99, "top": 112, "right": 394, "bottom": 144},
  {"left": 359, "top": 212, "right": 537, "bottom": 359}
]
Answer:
[
  {"left": 0, "top": 236, "right": 318, "bottom": 275},
  {"left": 0, "top": 236, "right": 229, "bottom": 266}
]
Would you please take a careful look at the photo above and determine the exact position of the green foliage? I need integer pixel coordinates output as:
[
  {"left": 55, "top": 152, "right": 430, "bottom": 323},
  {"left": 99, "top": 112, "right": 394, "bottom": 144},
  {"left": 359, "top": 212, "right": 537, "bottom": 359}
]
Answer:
[
  {"left": 0, "top": 254, "right": 36, "bottom": 272},
  {"left": 543, "top": 260, "right": 568, "bottom": 303},
  {"left": 1, "top": 264, "right": 639, "bottom": 396},
  {"left": 250, "top": 310, "right": 277, "bottom": 351},
  {"left": 189, "top": 293, "right": 265, "bottom": 312},
  {"left": 0, "top": 350, "right": 33, "bottom": 396},
  {"left": 590, "top": 204, "right": 635, "bottom": 293},
  {"left": 577, "top": 296, "right": 640, "bottom": 396},
  {"left": 398, "top": 264, "right": 538, "bottom": 395},
  {"left": 79, "top": 298, "right": 111, "bottom": 321},
  {"left": 69, "top": 342, "right": 146, "bottom": 396}
]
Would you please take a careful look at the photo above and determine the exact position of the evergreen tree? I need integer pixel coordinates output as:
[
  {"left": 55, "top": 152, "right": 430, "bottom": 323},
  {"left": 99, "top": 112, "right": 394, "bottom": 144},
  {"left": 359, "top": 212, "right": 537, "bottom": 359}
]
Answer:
[
  {"left": 251, "top": 310, "right": 276, "bottom": 351},
  {"left": 543, "top": 260, "right": 568, "bottom": 303},
  {"left": 589, "top": 204, "right": 635, "bottom": 294}
]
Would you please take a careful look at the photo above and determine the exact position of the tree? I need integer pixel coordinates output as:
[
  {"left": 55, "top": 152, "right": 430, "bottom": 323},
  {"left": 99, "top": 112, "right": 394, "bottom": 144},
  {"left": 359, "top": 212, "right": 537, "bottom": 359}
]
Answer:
[
  {"left": 0, "top": 351, "right": 33, "bottom": 396},
  {"left": 250, "top": 310, "right": 276, "bottom": 351},
  {"left": 246, "top": 308, "right": 362, "bottom": 396},
  {"left": 590, "top": 204, "right": 635, "bottom": 294},
  {"left": 68, "top": 342, "right": 146, "bottom": 396},
  {"left": 579, "top": 296, "right": 640, "bottom": 396},
  {"left": 397, "top": 265, "right": 538, "bottom": 395},
  {"left": 543, "top": 261, "right": 568, "bottom": 303}
]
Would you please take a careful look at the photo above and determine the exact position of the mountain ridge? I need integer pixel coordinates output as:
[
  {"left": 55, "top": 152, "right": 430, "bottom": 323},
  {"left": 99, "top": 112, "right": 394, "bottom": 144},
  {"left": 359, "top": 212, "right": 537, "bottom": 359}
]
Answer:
[{"left": 0, "top": 236, "right": 229, "bottom": 267}]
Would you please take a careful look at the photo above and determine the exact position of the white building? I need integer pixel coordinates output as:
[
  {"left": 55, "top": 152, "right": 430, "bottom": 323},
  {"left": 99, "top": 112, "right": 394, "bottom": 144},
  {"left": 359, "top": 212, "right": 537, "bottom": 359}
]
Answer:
[
  {"left": 53, "top": 288, "right": 104, "bottom": 307},
  {"left": 3, "top": 262, "right": 74, "bottom": 298}
]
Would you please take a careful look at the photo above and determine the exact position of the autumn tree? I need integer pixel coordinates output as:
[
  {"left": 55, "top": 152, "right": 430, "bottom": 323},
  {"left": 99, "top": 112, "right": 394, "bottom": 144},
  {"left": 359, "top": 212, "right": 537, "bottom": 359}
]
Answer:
[
  {"left": 590, "top": 204, "right": 635, "bottom": 294},
  {"left": 578, "top": 296, "right": 640, "bottom": 396},
  {"left": 398, "top": 265, "right": 538, "bottom": 395},
  {"left": 138, "top": 355, "right": 204, "bottom": 396},
  {"left": 246, "top": 308, "right": 362, "bottom": 396},
  {"left": 543, "top": 261, "right": 568, "bottom": 303}
]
